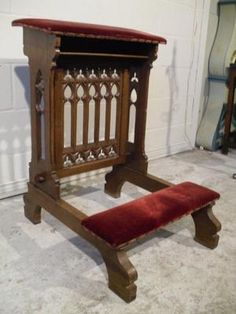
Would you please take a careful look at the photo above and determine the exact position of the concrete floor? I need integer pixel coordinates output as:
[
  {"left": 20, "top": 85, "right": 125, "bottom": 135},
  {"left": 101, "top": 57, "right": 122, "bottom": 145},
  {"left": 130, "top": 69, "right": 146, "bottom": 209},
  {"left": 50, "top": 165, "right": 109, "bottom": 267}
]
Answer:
[{"left": 0, "top": 149, "right": 236, "bottom": 314}]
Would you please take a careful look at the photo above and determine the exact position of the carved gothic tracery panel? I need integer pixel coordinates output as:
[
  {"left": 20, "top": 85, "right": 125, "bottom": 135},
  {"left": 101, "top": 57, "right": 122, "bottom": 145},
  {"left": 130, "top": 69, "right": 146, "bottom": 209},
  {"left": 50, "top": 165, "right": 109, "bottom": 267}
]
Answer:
[
  {"left": 61, "top": 68, "right": 121, "bottom": 167},
  {"left": 35, "top": 71, "right": 46, "bottom": 160}
]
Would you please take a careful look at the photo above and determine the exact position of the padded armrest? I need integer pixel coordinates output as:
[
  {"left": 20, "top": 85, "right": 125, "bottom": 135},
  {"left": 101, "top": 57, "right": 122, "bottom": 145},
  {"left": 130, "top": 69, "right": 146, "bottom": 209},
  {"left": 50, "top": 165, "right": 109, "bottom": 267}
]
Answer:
[
  {"left": 12, "top": 18, "right": 167, "bottom": 44},
  {"left": 81, "top": 182, "right": 220, "bottom": 247}
]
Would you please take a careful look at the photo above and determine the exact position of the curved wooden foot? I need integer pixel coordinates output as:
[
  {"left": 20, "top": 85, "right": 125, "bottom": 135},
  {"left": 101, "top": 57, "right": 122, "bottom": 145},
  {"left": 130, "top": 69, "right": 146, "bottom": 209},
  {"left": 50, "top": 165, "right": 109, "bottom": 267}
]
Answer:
[
  {"left": 102, "top": 249, "right": 138, "bottom": 302},
  {"left": 104, "top": 167, "right": 125, "bottom": 198},
  {"left": 23, "top": 193, "right": 41, "bottom": 224},
  {"left": 191, "top": 204, "right": 221, "bottom": 249}
]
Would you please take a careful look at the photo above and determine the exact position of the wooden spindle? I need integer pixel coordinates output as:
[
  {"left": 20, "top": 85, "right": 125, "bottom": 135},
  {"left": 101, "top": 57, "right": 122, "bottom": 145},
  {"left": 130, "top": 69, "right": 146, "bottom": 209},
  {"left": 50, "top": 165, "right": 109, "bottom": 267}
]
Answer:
[
  {"left": 83, "top": 85, "right": 89, "bottom": 146},
  {"left": 94, "top": 82, "right": 100, "bottom": 144},
  {"left": 71, "top": 83, "right": 77, "bottom": 150},
  {"left": 105, "top": 94, "right": 111, "bottom": 142}
]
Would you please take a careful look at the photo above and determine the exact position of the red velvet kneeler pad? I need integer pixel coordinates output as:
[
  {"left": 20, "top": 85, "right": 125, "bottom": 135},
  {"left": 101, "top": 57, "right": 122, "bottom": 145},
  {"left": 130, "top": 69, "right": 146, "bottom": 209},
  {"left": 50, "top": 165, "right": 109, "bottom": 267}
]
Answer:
[{"left": 81, "top": 182, "right": 220, "bottom": 247}]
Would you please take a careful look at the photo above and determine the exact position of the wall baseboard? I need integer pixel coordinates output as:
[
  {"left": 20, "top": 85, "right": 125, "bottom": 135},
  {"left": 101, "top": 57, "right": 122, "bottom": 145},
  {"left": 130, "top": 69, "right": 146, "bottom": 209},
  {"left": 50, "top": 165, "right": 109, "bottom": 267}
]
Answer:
[
  {"left": 0, "top": 179, "right": 28, "bottom": 199},
  {"left": 147, "top": 142, "right": 193, "bottom": 160}
]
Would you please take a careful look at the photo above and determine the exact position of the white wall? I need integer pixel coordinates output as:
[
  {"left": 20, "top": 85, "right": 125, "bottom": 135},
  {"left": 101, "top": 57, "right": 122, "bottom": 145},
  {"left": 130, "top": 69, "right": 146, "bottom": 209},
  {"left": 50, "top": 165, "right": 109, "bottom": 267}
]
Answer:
[
  {"left": 0, "top": 0, "right": 210, "bottom": 198},
  {"left": 197, "top": 0, "right": 219, "bottom": 125}
]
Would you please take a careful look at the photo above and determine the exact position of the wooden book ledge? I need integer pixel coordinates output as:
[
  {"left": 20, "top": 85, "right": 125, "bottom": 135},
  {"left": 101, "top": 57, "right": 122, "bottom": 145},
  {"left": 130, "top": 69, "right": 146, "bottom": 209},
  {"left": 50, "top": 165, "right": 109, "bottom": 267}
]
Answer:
[{"left": 13, "top": 18, "right": 221, "bottom": 303}]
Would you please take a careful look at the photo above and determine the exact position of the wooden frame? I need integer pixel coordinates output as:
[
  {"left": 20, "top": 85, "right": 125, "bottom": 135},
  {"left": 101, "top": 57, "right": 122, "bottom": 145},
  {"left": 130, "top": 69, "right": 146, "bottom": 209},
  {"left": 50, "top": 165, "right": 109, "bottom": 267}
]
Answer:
[{"left": 16, "top": 23, "right": 221, "bottom": 302}]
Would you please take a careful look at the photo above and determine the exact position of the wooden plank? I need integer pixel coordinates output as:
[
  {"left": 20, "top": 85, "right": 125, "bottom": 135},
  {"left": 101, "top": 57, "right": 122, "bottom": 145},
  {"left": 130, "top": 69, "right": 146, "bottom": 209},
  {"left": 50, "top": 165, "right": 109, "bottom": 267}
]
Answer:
[
  {"left": 123, "top": 167, "right": 173, "bottom": 191},
  {"left": 119, "top": 69, "right": 130, "bottom": 156},
  {"left": 60, "top": 52, "right": 148, "bottom": 59}
]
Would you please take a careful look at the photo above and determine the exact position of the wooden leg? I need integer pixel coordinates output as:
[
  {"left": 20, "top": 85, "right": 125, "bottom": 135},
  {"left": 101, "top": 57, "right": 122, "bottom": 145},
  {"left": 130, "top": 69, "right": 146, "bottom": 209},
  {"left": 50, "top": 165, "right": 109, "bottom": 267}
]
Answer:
[
  {"left": 23, "top": 193, "right": 41, "bottom": 224},
  {"left": 104, "top": 166, "right": 125, "bottom": 198},
  {"left": 101, "top": 249, "right": 138, "bottom": 303},
  {"left": 26, "top": 183, "right": 137, "bottom": 301},
  {"left": 105, "top": 165, "right": 171, "bottom": 198},
  {"left": 191, "top": 204, "right": 221, "bottom": 249}
]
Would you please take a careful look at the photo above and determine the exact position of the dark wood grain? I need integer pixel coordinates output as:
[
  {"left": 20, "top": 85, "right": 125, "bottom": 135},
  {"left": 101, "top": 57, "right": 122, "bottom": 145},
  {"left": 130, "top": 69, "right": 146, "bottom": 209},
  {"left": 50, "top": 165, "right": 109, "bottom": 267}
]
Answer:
[
  {"left": 17, "top": 22, "right": 221, "bottom": 303},
  {"left": 191, "top": 204, "right": 221, "bottom": 249}
]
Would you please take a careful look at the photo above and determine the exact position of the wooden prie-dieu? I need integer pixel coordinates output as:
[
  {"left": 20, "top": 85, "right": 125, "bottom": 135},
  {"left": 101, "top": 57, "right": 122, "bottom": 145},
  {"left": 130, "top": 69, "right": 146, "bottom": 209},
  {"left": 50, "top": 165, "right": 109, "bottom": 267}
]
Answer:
[{"left": 13, "top": 19, "right": 221, "bottom": 302}]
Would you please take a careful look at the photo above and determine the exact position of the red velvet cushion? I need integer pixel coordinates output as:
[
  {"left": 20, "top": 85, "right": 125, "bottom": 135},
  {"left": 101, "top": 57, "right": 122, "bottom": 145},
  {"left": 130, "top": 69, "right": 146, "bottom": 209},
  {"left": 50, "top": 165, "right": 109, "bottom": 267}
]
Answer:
[
  {"left": 12, "top": 18, "right": 166, "bottom": 44},
  {"left": 81, "top": 182, "right": 220, "bottom": 247}
]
